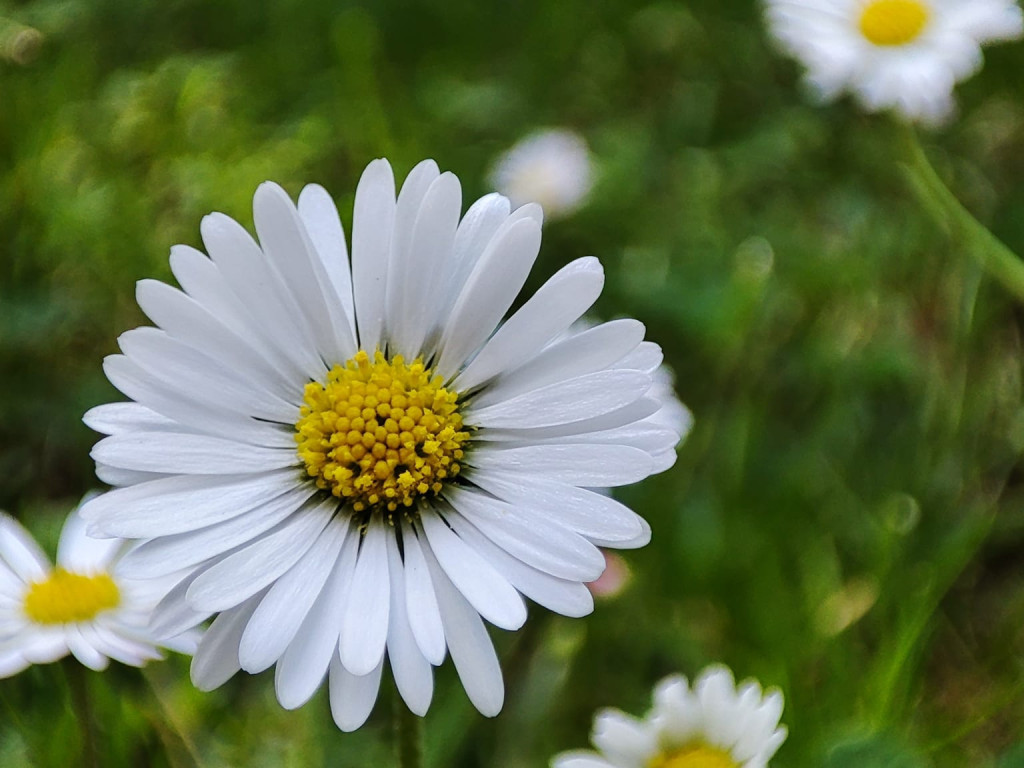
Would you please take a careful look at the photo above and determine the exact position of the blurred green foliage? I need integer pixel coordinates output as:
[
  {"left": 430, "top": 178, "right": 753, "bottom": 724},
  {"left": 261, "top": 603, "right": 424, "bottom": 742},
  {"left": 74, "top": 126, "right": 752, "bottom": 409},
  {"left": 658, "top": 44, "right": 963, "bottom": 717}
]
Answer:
[{"left": 3, "top": 0, "right": 1024, "bottom": 766}]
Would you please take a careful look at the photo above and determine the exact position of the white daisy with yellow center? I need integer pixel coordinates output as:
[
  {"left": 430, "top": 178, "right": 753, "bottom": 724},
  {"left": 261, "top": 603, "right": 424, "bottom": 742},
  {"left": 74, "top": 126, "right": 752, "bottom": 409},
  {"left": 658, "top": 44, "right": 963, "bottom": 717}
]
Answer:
[
  {"left": 764, "top": 0, "right": 1024, "bottom": 124},
  {"left": 79, "top": 159, "right": 684, "bottom": 731},
  {"left": 553, "top": 666, "right": 786, "bottom": 768},
  {"left": 0, "top": 505, "right": 196, "bottom": 676}
]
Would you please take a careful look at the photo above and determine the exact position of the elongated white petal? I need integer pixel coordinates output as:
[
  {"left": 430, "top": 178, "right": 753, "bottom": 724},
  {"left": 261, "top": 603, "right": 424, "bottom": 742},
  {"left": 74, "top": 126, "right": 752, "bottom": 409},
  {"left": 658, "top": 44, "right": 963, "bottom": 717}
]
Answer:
[
  {"left": 298, "top": 183, "right": 355, "bottom": 330},
  {"left": 239, "top": 517, "right": 349, "bottom": 673},
  {"left": 445, "top": 511, "right": 594, "bottom": 618},
  {"left": 420, "top": 511, "right": 526, "bottom": 630},
  {"left": 339, "top": 518, "right": 390, "bottom": 676},
  {"left": 118, "top": 484, "right": 313, "bottom": 579},
  {"left": 351, "top": 159, "right": 396, "bottom": 351},
  {"left": 56, "top": 509, "right": 122, "bottom": 572},
  {"left": 470, "top": 444, "right": 654, "bottom": 487},
  {"left": 275, "top": 526, "right": 360, "bottom": 709},
  {"left": 186, "top": 500, "right": 333, "bottom": 611},
  {"left": 79, "top": 470, "right": 302, "bottom": 538},
  {"left": 454, "top": 257, "right": 604, "bottom": 392},
  {"left": 435, "top": 217, "right": 542, "bottom": 378},
  {"left": 149, "top": 567, "right": 214, "bottom": 639},
  {"left": 468, "top": 370, "right": 651, "bottom": 430},
  {"left": 0, "top": 514, "right": 50, "bottom": 582},
  {"left": 190, "top": 595, "right": 262, "bottom": 691},
  {"left": 92, "top": 432, "right": 296, "bottom": 476},
  {"left": 421, "top": 539, "right": 504, "bottom": 717},
  {"left": 329, "top": 652, "right": 384, "bottom": 732},
  {"left": 445, "top": 487, "right": 605, "bottom": 581},
  {"left": 385, "top": 533, "right": 434, "bottom": 715},
  {"left": 401, "top": 521, "right": 447, "bottom": 665},
  {"left": 83, "top": 402, "right": 177, "bottom": 436}
]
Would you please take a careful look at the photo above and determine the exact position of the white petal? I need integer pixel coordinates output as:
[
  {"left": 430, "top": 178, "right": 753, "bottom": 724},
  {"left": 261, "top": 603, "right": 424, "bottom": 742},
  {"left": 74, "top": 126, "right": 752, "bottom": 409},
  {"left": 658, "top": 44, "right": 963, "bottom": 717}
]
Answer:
[
  {"left": 592, "top": 709, "right": 657, "bottom": 764},
  {"left": 469, "top": 444, "right": 654, "bottom": 487},
  {"left": 420, "top": 511, "right": 526, "bottom": 631},
  {"left": 149, "top": 568, "right": 213, "bottom": 639},
  {"left": 468, "top": 370, "right": 651, "bottom": 430},
  {"left": 471, "top": 319, "right": 644, "bottom": 410},
  {"left": 551, "top": 753, "right": 620, "bottom": 768},
  {"left": 329, "top": 651, "right": 383, "bottom": 732},
  {"left": 442, "top": 193, "right": 511, "bottom": 310},
  {"left": 480, "top": 398, "right": 661, "bottom": 442},
  {"left": 400, "top": 521, "right": 447, "bottom": 665},
  {"left": 468, "top": 470, "right": 644, "bottom": 543},
  {"left": 446, "top": 487, "right": 605, "bottom": 581},
  {"left": 339, "top": 518, "right": 390, "bottom": 676},
  {"left": 385, "top": 533, "right": 433, "bottom": 715},
  {"left": 56, "top": 508, "right": 123, "bottom": 572},
  {"left": 238, "top": 518, "right": 349, "bottom": 674},
  {"left": 79, "top": 469, "right": 302, "bottom": 538},
  {"left": 613, "top": 341, "right": 662, "bottom": 373},
  {"left": 253, "top": 182, "right": 356, "bottom": 364},
  {"left": 66, "top": 627, "right": 109, "bottom": 671},
  {"left": 92, "top": 431, "right": 296, "bottom": 476},
  {"left": 421, "top": 539, "right": 504, "bottom": 717},
  {"left": 351, "top": 159, "right": 397, "bottom": 352},
  {"left": 186, "top": 499, "right": 333, "bottom": 612},
  {"left": 298, "top": 183, "right": 355, "bottom": 331},
  {"left": 200, "top": 212, "right": 325, "bottom": 381},
  {"left": 83, "top": 402, "right": 177, "bottom": 436},
  {"left": 136, "top": 278, "right": 299, "bottom": 398},
  {"left": 444, "top": 511, "right": 593, "bottom": 618},
  {"left": 388, "top": 171, "right": 461, "bottom": 359},
  {"left": 434, "top": 217, "right": 543, "bottom": 379},
  {"left": 118, "top": 484, "right": 314, "bottom": 579},
  {"left": 190, "top": 594, "right": 262, "bottom": 691},
  {"left": 0, "top": 514, "right": 50, "bottom": 582},
  {"left": 275, "top": 524, "right": 360, "bottom": 709},
  {"left": 454, "top": 257, "right": 604, "bottom": 393}
]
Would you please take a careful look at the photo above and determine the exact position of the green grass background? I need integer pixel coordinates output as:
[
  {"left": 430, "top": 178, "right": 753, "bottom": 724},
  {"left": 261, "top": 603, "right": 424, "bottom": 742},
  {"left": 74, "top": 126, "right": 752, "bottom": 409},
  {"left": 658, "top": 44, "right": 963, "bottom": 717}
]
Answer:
[{"left": 3, "top": 0, "right": 1024, "bottom": 765}]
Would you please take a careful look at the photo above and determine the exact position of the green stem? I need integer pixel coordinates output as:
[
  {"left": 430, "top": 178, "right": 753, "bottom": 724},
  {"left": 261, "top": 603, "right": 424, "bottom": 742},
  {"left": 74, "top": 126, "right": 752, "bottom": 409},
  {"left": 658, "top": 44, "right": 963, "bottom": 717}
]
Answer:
[
  {"left": 140, "top": 666, "right": 205, "bottom": 768},
  {"left": 900, "top": 125, "right": 1024, "bottom": 304},
  {"left": 393, "top": 685, "right": 423, "bottom": 768},
  {"left": 64, "top": 659, "right": 99, "bottom": 768}
]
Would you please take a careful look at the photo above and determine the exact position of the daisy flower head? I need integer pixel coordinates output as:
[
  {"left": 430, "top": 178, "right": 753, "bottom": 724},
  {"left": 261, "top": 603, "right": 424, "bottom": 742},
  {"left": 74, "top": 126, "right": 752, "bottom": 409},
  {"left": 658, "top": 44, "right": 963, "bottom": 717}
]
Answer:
[
  {"left": 553, "top": 665, "right": 787, "bottom": 768},
  {"left": 490, "top": 129, "right": 594, "bottom": 219},
  {"left": 0, "top": 501, "right": 196, "bottom": 676},
  {"left": 79, "top": 158, "right": 684, "bottom": 730},
  {"left": 764, "top": 0, "right": 1024, "bottom": 124}
]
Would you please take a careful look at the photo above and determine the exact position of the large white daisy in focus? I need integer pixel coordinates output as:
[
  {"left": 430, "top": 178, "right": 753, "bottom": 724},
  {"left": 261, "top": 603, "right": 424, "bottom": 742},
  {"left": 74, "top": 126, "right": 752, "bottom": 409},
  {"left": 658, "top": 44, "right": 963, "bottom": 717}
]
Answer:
[
  {"left": 0, "top": 503, "right": 195, "bottom": 676},
  {"left": 553, "top": 666, "right": 787, "bottom": 768},
  {"left": 764, "top": 0, "right": 1024, "bottom": 124},
  {"left": 79, "top": 159, "right": 683, "bottom": 730}
]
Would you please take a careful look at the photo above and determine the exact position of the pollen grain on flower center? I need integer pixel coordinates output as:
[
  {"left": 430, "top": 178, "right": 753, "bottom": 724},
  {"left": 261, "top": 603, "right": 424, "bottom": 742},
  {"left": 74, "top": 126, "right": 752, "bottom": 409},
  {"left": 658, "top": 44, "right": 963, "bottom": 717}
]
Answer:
[
  {"left": 23, "top": 568, "right": 121, "bottom": 625},
  {"left": 859, "top": 0, "right": 930, "bottom": 46},
  {"left": 648, "top": 745, "right": 738, "bottom": 768},
  {"left": 295, "top": 349, "right": 469, "bottom": 514}
]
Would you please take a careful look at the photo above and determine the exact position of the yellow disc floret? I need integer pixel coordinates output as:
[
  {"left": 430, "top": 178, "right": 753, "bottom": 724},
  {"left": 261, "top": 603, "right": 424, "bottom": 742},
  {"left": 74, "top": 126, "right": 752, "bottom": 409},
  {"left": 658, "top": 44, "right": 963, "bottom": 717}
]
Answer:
[
  {"left": 24, "top": 568, "right": 121, "bottom": 625},
  {"left": 859, "top": 0, "right": 930, "bottom": 46},
  {"left": 295, "top": 349, "right": 470, "bottom": 514},
  {"left": 649, "top": 745, "right": 738, "bottom": 768}
]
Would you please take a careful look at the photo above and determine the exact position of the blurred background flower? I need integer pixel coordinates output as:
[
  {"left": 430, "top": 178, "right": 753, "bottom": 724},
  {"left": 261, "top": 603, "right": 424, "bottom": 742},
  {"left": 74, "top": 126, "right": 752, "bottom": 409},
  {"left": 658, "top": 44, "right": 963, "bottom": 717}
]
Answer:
[{"left": 490, "top": 129, "right": 594, "bottom": 219}]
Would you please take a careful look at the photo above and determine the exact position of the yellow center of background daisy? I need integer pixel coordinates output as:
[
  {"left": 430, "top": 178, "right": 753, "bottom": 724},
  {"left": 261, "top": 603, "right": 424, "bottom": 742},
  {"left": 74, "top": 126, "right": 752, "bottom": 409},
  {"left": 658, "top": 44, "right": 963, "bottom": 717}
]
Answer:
[
  {"left": 649, "top": 745, "right": 738, "bottom": 768},
  {"left": 295, "top": 349, "right": 469, "bottom": 514},
  {"left": 859, "top": 0, "right": 930, "bottom": 46},
  {"left": 23, "top": 568, "right": 120, "bottom": 625}
]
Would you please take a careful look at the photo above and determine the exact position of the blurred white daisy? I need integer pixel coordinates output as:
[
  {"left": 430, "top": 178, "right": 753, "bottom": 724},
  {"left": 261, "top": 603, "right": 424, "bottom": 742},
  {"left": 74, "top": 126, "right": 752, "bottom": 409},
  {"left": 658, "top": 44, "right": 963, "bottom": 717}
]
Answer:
[
  {"left": 490, "top": 129, "right": 593, "bottom": 219},
  {"left": 79, "top": 158, "right": 683, "bottom": 730},
  {"left": 553, "top": 665, "right": 787, "bottom": 768},
  {"left": 764, "top": 0, "right": 1024, "bottom": 124},
  {"left": 0, "top": 503, "right": 195, "bottom": 676}
]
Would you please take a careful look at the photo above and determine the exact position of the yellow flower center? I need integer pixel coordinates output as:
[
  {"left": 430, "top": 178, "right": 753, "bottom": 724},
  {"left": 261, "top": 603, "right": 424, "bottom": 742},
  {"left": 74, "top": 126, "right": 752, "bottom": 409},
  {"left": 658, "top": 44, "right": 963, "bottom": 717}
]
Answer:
[
  {"left": 23, "top": 568, "right": 121, "bottom": 625},
  {"left": 649, "top": 745, "right": 739, "bottom": 768},
  {"left": 859, "top": 0, "right": 930, "bottom": 46},
  {"left": 295, "top": 349, "right": 469, "bottom": 514}
]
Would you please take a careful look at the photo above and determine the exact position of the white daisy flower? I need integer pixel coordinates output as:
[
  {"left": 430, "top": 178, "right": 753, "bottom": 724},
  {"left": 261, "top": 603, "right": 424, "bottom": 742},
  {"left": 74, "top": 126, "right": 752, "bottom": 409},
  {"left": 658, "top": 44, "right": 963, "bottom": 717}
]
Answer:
[
  {"left": 490, "top": 129, "right": 594, "bottom": 219},
  {"left": 78, "top": 158, "right": 683, "bottom": 731},
  {"left": 0, "top": 503, "right": 196, "bottom": 676},
  {"left": 553, "top": 666, "right": 787, "bottom": 768},
  {"left": 764, "top": 0, "right": 1024, "bottom": 124}
]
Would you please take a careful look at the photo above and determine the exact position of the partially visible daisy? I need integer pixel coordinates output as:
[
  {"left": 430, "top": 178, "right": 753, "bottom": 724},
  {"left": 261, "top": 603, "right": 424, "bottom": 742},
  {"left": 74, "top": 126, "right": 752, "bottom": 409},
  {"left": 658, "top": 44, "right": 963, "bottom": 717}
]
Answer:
[
  {"left": 764, "top": 0, "right": 1024, "bottom": 124},
  {"left": 80, "top": 158, "right": 684, "bottom": 730},
  {"left": 553, "top": 665, "right": 786, "bottom": 768},
  {"left": 490, "top": 129, "right": 593, "bottom": 219},
  {"left": 0, "top": 502, "right": 196, "bottom": 676}
]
